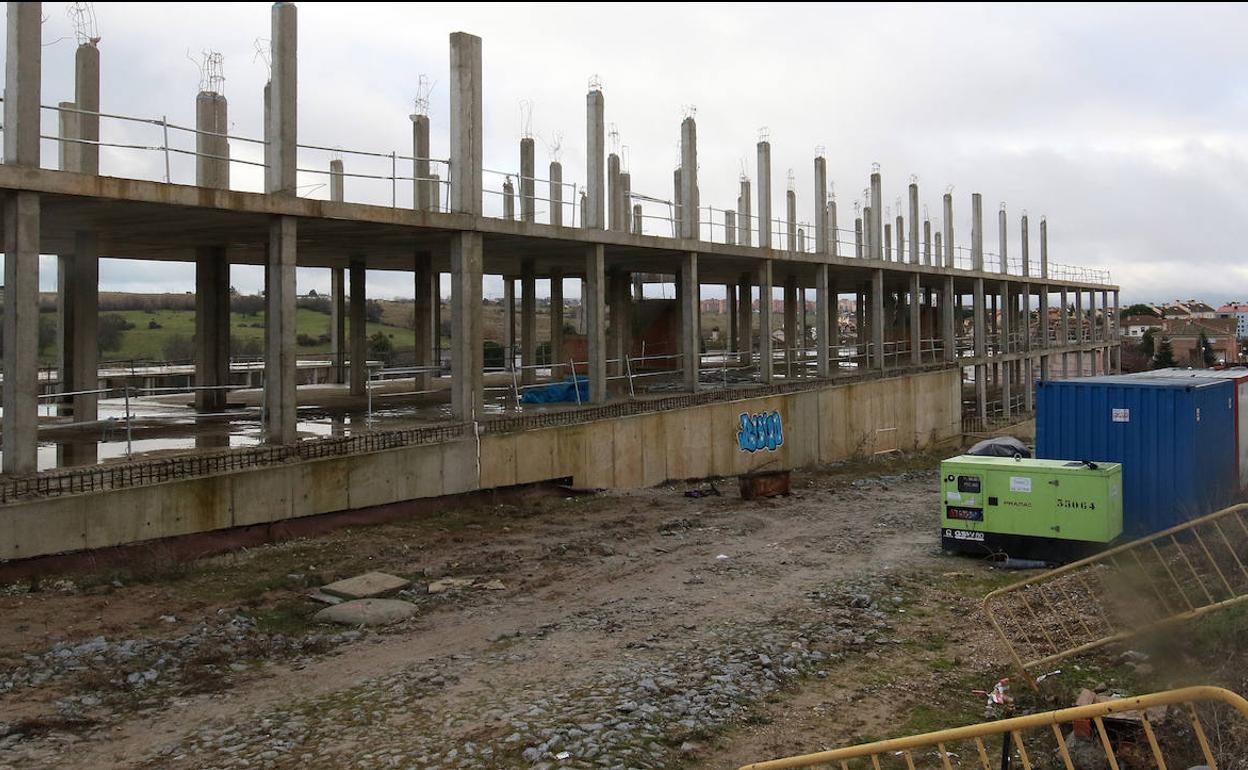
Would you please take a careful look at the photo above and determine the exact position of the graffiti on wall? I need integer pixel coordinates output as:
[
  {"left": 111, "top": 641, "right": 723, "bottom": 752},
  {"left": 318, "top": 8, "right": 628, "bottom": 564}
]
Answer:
[{"left": 737, "top": 410, "right": 784, "bottom": 453}]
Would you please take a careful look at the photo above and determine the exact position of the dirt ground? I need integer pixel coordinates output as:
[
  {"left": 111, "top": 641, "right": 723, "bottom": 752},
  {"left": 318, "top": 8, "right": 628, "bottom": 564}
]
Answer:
[{"left": 1, "top": 453, "right": 1245, "bottom": 770}]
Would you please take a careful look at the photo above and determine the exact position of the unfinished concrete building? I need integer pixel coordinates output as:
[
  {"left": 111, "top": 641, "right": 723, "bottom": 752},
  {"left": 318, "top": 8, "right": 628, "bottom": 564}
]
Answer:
[{"left": 0, "top": 2, "right": 1120, "bottom": 561}]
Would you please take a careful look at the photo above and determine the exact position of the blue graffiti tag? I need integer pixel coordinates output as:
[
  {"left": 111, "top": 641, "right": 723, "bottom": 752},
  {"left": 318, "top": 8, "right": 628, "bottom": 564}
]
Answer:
[{"left": 737, "top": 410, "right": 784, "bottom": 453}]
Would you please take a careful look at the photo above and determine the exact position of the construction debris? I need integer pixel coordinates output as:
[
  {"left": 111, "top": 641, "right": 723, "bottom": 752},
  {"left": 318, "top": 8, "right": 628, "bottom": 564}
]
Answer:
[
  {"left": 320, "top": 571, "right": 411, "bottom": 600},
  {"left": 313, "top": 598, "right": 418, "bottom": 627}
]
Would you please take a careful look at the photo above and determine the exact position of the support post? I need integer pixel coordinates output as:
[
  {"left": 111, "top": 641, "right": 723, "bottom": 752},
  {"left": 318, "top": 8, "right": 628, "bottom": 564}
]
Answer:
[
  {"left": 872, "top": 268, "right": 885, "bottom": 369},
  {"left": 680, "top": 253, "right": 699, "bottom": 390},
  {"left": 349, "top": 260, "right": 367, "bottom": 397},
  {"left": 738, "top": 178, "right": 752, "bottom": 247},
  {"left": 412, "top": 113, "right": 431, "bottom": 210},
  {"left": 265, "top": 216, "right": 298, "bottom": 443},
  {"left": 520, "top": 260, "right": 536, "bottom": 385},
  {"left": 680, "top": 117, "right": 698, "bottom": 239},
  {"left": 607, "top": 152, "right": 622, "bottom": 231},
  {"left": 814, "top": 155, "right": 827, "bottom": 254},
  {"left": 549, "top": 161, "right": 563, "bottom": 226},
  {"left": 870, "top": 170, "right": 882, "bottom": 261},
  {"left": 910, "top": 274, "right": 922, "bottom": 366},
  {"left": 909, "top": 181, "right": 919, "bottom": 265},
  {"left": 974, "top": 277, "right": 987, "bottom": 422},
  {"left": 584, "top": 244, "right": 607, "bottom": 401},
  {"left": 783, "top": 275, "right": 797, "bottom": 374},
  {"left": 450, "top": 32, "right": 483, "bottom": 216},
  {"left": 1000, "top": 281, "right": 1012, "bottom": 420},
  {"left": 738, "top": 273, "right": 752, "bottom": 367},
  {"left": 331, "top": 266, "right": 346, "bottom": 383},
  {"left": 815, "top": 264, "right": 831, "bottom": 377},
  {"left": 413, "top": 258, "right": 433, "bottom": 393},
  {"left": 758, "top": 260, "right": 773, "bottom": 382},
  {"left": 3, "top": 191, "right": 40, "bottom": 474},
  {"left": 520, "top": 136, "right": 535, "bottom": 223},
  {"left": 942, "top": 192, "right": 954, "bottom": 268},
  {"left": 550, "top": 270, "right": 564, "bottom": 377},
  {"left": 941, "top": 276, "right": 956, "bottom": 364},
  {"left": 586, "top": 87, "right": 604, "bottom": 229},
  {"left": 757, "top": 141, "right": 771, "bottom": 248},
  {"left": 450, "top": 232, "right": 484, "bottom": 419},
  {"left": 786, "top": 189, "right": 797, "bottom": 252}
]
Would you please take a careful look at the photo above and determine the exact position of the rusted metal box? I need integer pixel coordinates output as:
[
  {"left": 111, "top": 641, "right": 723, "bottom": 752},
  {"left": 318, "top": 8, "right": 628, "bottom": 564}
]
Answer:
[{"left": 738, "top": 469, "right": 791, "bottom": 500}]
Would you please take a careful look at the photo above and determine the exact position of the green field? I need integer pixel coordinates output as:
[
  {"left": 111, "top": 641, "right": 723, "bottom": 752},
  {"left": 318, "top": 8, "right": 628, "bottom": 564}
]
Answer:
[{"left": 39, "top": 308, "right": 418, "bottom": 365}]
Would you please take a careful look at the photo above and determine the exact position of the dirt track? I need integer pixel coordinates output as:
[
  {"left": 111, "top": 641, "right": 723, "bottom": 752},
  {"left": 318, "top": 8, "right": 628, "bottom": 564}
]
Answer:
[{"left": 0, "top": 456, "right": 1032, "bottom": 769}]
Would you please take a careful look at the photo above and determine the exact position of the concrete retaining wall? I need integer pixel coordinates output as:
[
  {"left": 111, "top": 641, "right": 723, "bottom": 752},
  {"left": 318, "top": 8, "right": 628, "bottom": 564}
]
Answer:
[{"left": 0, "top": 369, "right": 959, "bottom": 561}]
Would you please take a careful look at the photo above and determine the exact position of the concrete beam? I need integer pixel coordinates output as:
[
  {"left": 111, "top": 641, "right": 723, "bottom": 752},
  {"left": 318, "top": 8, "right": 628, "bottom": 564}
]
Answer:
[
  {"left": 586, "top": 88, "right": 604, "bottom": 229},
  {"left": 450, "top": 32, "right": 483, "bottom": 216},
  {"left": 267, "top": 3, "right": 297, "bottom": 196},
  {"left": 265, "top": 215, "right": 298, "bottom": 443},
  {"left": 584, "top": 244, "right": 606, "bottom": 402},
  {"left": 348, "top": 260, "right": 367, "bottom": 397},
  {"left": 450, "top": 231, "right": 484, "bottom": 418}
]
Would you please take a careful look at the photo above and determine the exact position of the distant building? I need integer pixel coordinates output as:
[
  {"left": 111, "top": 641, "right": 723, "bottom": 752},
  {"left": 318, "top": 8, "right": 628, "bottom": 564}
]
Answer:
[
  {"left": 1123, "top": 315, "right": 1163, "bottom": 339},
  {"left": 1216, "top": 302, "right": 1248, "bottom": 339},
  {"left": 1160, "top": 317, "right": 1240, "bottom": 365},
  {"left": 1161, "top": 300, "right": 1217, "bottom": 320}
]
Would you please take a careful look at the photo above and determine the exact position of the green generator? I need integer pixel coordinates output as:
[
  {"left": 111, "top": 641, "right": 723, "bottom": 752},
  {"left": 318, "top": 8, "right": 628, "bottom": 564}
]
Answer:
[{"left": 940, "top": 456, "right": 1123, "bottom": 562}]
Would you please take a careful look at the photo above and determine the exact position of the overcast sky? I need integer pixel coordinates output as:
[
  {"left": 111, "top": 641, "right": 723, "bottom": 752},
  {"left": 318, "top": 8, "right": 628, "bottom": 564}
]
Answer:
[{"left": 11, "top": 2, "right": 1248, "bottom": 304}]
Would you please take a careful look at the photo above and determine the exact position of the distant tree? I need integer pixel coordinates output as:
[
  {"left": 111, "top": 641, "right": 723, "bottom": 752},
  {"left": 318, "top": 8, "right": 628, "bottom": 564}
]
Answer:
[
  {"left": 1121, "top": 303, "right": 1159, "bottom": 319},
  {"left": 231, "top": 336, "right": 262, "bottom": 357},
  {"left": 231, "top": 293, "right": 266, "bottom": 316},
  {"left": 1151, "top": 337, "right": 1177, "bottom": 369},
  {"left": 1140, "top": 327, "right": 1156, "bottom": 358},
  {"left": 98, "top": 314, "right": 134, "bottom": 353},
  {"left": 1198, "top": 331, "right": 1217, "bottom": 367},
  {"left": 365, "top": 299, "right": 384, "bottom": 324},
  {"left": 367, "top": 330, "right": 393, "bottom": 360},
  {"left": 482, "top": 340, "right": 504, "bottom": 369}
]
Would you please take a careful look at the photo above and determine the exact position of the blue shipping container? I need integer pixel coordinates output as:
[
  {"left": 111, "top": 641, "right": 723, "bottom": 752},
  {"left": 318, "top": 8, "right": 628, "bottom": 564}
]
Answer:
[{"left": 1035, "top": 376, "right": 1237, "bottom": 536}]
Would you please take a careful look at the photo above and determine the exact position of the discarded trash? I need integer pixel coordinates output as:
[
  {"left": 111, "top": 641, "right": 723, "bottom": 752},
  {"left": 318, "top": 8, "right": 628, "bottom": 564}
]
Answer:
[
  {"left": 683, "top": 482, "right": 721, "bottom": 498},
  {"left": 520, "top": 376, "right": 588, "bottom": 404},
  {"left": 739, "top": 469, "right": 791, "bottom": 500},
  {"left": 994, "top": 557, "right": 1053, "bottom": 570},
  {"left": 715, "top": 554, "right": 729, "bottom": 560},
  {"left": 1035, "top": 669, "right": 1062, "bottom": 683},
  {"left": 971, "top": 677, "right": 1014, "bottom": 718},
  {"left": 554, "top": 751, "right": 571, "bottom": 761}
]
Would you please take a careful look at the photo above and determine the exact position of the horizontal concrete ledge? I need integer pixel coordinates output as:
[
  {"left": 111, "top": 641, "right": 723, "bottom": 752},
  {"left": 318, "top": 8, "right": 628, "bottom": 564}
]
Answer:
[{"left": 0, "top": 164, "right": 1118, "bottom": 291}]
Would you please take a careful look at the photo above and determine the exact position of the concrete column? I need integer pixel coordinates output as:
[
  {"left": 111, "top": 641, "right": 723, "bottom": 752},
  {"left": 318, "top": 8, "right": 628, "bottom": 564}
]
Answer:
[
  {"left": 584, "top": 244, "right": 607, "bottom": 401},
  {"left": 680, "top": 117, "right": 698, "bottom": 240},
  {"left": 4, "top": 1, "right": 41, "bottom": 168},
  {"left": 621, "top": 171, "right": 632, "bottom": 233},
  {"left": 855, "top": 288, "right": 867, "bottom": 367},
  {"left": 1074, "top": 287, "right": 1084, "bottom": 378},
  {"left": 854, "top": 217, "right": 863, "bottom": 258},
  {"left": 757, "top": 142, "right": 772, "bottom": 249},
  {"left": 1112, "top": 289, "right": 1121, "bottom": 373},
  {"left": 941, "top": 276, "right": 956, "bottom": 364},
  {"left": 450, "top": 32, "right": 483, "bottom": 216},
  {"left": 895, "top": 214, "right": 904, "bottom": 262},
  {"left": 431, "top": 173, "right": 442, "bottom": 212},
  {"left": 451, "top": 232, "right": 484, "bottom": 419},
  {"left": 349, "top": 260, "right": 367, "bottom": 397},
  {"left": 974, "top": 277, "right": 987, "bottom": 421},
  {"left": 632, "top": 204, "right": 643, "bottom": 235},
  {"left": 727, "top": 282, "right": 738, "bottom": 354},
  {"left": 520, "top": 137, "right": 535, "bottom": 223},
  {"left": 57, "top": 101, "right": 80, "bottom": 174},
  {"left": 738, "top": 273, "right": 752, "bottom": 366},
  {"left": 502, "top": 277, "right": 516, "bottom": 369},
  {"left": 871, "top": 269, "right": 885, "bottom": 369},
  {"left": 942, "top": 192, "right": 954, "bottom": 268},
  {"left": 884, "top": 222, "right": 892, "bottom": 262},
  {"left": 1000, "top": 282, "right": 1012, "bottom": 419},
  {"left": 1060, "top": 287, "right": 1070, "bottom": 377},
  {"left": 1101, "top": 289, "right": 1111, "bottom": 347},
  {"left": 1040, "top": 218, "right": 1049, "bottom": 279},
  {"left": 502, "top": 177, "right": 515, "bottom": 219},
  {"left": 1039, "top": 284, "right": 1050, "bottom": 377},
  {"left": 935, "top": 231, "right": 943, "bottom": 266},
  {"left": 330, "top": 266, "right": 345, "bottom": 383},
  {"left": 828, "top": 199, "right": 839, "bottom": 258},
  {"left": 786, "top": 189, "right": 797, "bottom": 252},
  {"left": 586, "top": 88, "right": 605, "bottom": 229},
  {"left": 412, "top": 113, "right": 431, "bottom": 210},
  {"left": 550, "top": 270, "right": 564, "bottom": 377},
  {"left": 725, "top": 210, "right": 737, "bottom": 245},
  {"left": 923, "top": 219, "right": 932, "bottom": 268},
  {"left": 549, "top": 161, "right": 563, "bottom": 227},
  {"left": 783, "top": 275, "right": 797, "bottom": 375},
  {"left": 1021, "top": 213, "right": 1031, "bottom": 279},
  {"left": 998, "top": 206, "right": 1008, "bottom": 273},
  {"left": 814, "top": 156, "right": 827, "bottom": 253},
  {"left": 815, "top": 264, "right": 831, "bottom": 377},
  {"left": 414, "top": 259, "right": 434, "bottom": 392},
  {"left": 192, "top": 90, "right": 232, "bottom": 414},
  {"left": 738, "top": 178, "right": 752, "bottom": 247},
  {"left": 680, "top": 254, "right": 699, "bottom": 390},
  {"left": 870, "top": 171, "right": 883, "bottom": 261},
  {"left": 908, "top": 182, "right": 920, "bottom": 265},
  {"left": 520, "top": 260, "right": 536, "bottom": 386},
  {"left": 910, "top": 274, "right": 922, "bottom": 366},
  {"left": 607, "top": 152, "right": 622, "bottom": 231},
  {"left": 758, "top": 260, "right": 774, "bottom": 383},
  {"left": 265, "top": 216, "right": 298, "bottom": 443},
  {"left": 3, "top": 191, "right": 40, "bottom": 474},
  {"left": 971, "top": 193, "right": 984, "bottom": 271},
  {"left": 433, "top": 272, "right": 443, "bottom": 373},
  {"left": 266, "top": 3, "right": 297, "bottom": 195}
]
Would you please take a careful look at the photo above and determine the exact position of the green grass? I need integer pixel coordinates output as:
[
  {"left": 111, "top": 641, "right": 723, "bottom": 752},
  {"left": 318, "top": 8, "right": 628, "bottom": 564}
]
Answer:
[{"left": 44, "top": 308, "right": 419, "bottom": 364}]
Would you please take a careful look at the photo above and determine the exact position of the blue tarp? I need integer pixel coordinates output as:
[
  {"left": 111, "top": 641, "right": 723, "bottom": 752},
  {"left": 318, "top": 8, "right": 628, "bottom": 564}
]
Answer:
[{"left": 520, "top": 376, "right": 589, "bottom": 404}]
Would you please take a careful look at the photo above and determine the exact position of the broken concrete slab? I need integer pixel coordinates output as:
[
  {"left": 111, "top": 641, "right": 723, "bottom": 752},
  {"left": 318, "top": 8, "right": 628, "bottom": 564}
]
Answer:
[
  {"left": 427, "top": 577, "right": 475, "bottom": 595},
  {"left": 314, "top": 598, "right": 418, "bottom": 627},
  {"left": 321, "top": 571, "right": 411, "bottom": 600}
]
